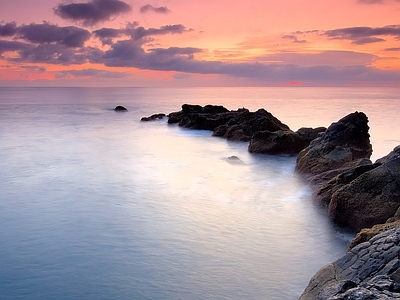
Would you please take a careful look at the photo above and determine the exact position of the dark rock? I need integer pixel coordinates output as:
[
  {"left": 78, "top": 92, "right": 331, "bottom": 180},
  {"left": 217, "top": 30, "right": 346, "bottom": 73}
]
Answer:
[
  {"left": 167, "top": 104, "right": 290, "bottom": 142},
  {"left": 224, "top": 156, "right": 245, "bottom": 165},
  {"left": 141, "top": 113, "right": 166, "bottom": 121},
  {"left": 299, "top": 226, "right": 400, "bottom": 300},
  {"left": 296, "top": 111, "right": 372, "bottom": 178},
  {"left": 248, "top": 127, "right": 326, "bottom": 155},
  {"left": 114, "top": 105, "right": 128, "bottom": 112},
  {"left": 328, "top": 156, "right": 400, "bottom": 232},
  {"left": 248, "top": 130, "right": 305, "bottom": 155}
]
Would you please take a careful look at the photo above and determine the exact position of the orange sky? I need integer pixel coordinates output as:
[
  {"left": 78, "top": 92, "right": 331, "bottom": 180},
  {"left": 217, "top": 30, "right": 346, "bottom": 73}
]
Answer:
[{"left": 0, "top": 0, "right": 400, "bottom": 86}]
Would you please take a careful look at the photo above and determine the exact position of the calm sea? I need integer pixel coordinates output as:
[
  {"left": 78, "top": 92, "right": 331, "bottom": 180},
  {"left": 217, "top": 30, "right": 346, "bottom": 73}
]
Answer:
[{"left": 0, "top": 87, "right": 399, "bottom": 299}]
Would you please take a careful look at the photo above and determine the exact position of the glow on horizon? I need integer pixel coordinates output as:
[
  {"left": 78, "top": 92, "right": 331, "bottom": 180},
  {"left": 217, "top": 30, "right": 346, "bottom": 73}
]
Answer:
[{"left": 0, "top": 0, "right": 400, "bottom": 87}]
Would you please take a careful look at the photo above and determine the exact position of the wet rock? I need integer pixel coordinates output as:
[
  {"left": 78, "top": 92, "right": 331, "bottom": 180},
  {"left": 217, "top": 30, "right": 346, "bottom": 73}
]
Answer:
[
  {"left": 299, "top": 226, "right": 400, "bottom": 300},
  {"left": 114, "top": 105, "right": 128, "bottom": 112},
  {"left": 296, "top": 111, "right": 372, "bottom": 178}
]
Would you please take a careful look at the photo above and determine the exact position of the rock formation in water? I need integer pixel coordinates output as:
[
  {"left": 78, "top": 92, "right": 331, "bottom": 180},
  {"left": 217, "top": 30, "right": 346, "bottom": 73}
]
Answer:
[
  {"left": 296, "top": 111, "right": 372, "bottom": 180},
  {"left": 114, "top": 105, "right": 128, "bottom": 112},
  {"left": 166, "top": 104, "right": 323, "bottom": 154},
  {"left": 299, "top": 226, "right": 400, "bottom": 300}
]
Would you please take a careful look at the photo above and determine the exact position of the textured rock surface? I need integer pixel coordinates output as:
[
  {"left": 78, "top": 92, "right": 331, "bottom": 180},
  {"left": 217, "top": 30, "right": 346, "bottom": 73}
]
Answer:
[
  {"left": 296, "top": 111, "right": 372, "bottom": 178},
  {"left": 299, "top": 226, "right": 400, "bottom": 300},
  {"left": 328, "top": 157, "right": 400, "bottom": 232}
]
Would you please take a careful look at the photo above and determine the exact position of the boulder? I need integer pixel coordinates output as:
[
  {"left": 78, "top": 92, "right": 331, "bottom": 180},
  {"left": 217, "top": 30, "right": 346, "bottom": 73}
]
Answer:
[
  {"left": 141, "top": 113, "right": 166, "bottom": 121},
  {"left": 296, "top": 112, "right": 372, "bottom": 178},
  {"left": 328, "top": 157, "right": 400, "bottom": 232},
  {"left": 299, "top": 226, "right": 400, "bottom": 300},
  {"left": 114, "top": 105, "right": 128, "bottom": 112}
]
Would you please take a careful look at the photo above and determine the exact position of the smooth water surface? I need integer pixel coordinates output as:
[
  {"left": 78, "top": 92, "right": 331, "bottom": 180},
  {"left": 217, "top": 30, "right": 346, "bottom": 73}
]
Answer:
[{"left": 1, "top": 87, "right": 399, "bottom": 299}]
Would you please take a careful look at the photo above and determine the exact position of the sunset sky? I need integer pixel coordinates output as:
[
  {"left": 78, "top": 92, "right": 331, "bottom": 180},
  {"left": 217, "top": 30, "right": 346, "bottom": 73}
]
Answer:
[{"left": 1, "top": 0, "right": 400, "bottom": 86}]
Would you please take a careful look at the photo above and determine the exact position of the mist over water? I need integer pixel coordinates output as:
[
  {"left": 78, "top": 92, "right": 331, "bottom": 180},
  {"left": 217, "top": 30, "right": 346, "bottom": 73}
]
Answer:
[{"left": 1, "top": 87, "right": 399, "bottom": 299}]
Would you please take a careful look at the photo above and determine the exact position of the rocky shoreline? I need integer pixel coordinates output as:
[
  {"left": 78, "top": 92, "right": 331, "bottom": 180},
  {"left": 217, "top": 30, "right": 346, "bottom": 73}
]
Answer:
[{"left": 142, "top": 104, "right": 400, "bottom": 299}]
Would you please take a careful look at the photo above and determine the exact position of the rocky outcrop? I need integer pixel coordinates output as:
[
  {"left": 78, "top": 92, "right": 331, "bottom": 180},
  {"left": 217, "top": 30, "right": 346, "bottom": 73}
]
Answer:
[
  {"left": 299, "top": 226, "right": 400, "bottom": 300},
  {"left": 141, "top": 113, "right": 166, "bottom": 121},
  {"left": 114, "top": 105, "right": 128, "bottom": 112},
  {"left": 167, "top": 104, "right": 290, "bottom": 141},
  {"left": 328, "top": 156, "right": 400, "bottom": 232},
  {"left": 248, "top": 127, "right": 326, "bottom": 155},
  {"left": 296, "top": 112, "right": 372, "bottom": 180}
]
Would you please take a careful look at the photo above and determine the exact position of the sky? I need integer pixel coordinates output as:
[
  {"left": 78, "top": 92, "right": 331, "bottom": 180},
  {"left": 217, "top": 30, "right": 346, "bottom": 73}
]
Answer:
[{"left": 0, "top": 0, "right": 400, "bottom": 87}]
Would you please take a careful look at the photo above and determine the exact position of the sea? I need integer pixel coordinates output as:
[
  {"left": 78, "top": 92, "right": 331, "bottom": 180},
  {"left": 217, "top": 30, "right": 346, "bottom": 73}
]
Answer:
[{"left": 0, "top": 86, "right": 399, "bottom": 300}]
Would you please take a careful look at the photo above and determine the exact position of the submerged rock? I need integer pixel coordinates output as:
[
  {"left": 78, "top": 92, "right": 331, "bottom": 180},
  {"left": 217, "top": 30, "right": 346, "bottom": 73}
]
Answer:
[
  {"left": 114, "top": 105, "right": 128, "bottom": 112},
  {"left": 299, "top": 226, "right": 400, "bottom": 300}
]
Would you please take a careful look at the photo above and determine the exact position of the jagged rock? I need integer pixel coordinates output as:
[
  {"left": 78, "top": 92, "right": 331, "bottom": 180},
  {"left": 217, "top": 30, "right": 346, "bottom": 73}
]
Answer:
[
  {"left": 299, "top": 226, "right": 400, "bottom": 300},
  {"left": 114, "top": 105, "right": 128, "bottom": 112},
  {"left": 167, "top": 104, "right": 290, "bottom": 141},
  {"left": 328, "top": 156, "right": 400, "bottom": 232},
  {"left": 141, "top": 113, "right": 166, "bottom": 121},
  {"left": 296, "top": 112, "right": 372, "bottom": 178},
  {"left": 248, "top": 127, "right": 326, "bottom": 155}
]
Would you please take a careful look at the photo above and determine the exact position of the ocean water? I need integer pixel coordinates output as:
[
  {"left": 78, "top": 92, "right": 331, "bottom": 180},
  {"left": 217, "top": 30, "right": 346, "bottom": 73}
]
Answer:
[{"left": 0, "top": 86, "right": 399, "bottom": 300}]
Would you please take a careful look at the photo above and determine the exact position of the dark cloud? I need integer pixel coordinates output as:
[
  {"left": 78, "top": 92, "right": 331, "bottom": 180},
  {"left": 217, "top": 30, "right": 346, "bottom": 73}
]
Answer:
[
  {"left": 0, "top": 22, "right": 17, "bottom": 36},
  {"left": 384, "top": 47, "right": 400, "bottom": 51},
  {"left": 0, "top": 40, "right": 32, "bottom": 55},
  {"left": 140, "top": 4, "right": 170, "bottom": 14},
  {"left": 17, "top": 22, "right": 91, "bottom": 47},
  {"left": 324, "top": 25, "right": 400, "bottom": 44},
  {"left": 358, "top": 0, "right": 384, "bottom": 3},
  {"left": 93, "top": 23, "right": 189, "bottom": 44},
  {"left": 54, "top": 0, "right": 132, "bottom": 26}
]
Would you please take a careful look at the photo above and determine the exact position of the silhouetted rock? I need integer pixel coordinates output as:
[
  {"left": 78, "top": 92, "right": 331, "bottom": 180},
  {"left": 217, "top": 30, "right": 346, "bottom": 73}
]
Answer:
[
  {"left": 167, "top": 104, "right": 290, "bottom": 141},
  {"left": 299, "top": 226, "right": 400, "bottom": 300},
  {"left": 114, "top": 105, "right": 128, "bottom": 112},
  {"left": 141, "top": 113, "right": 166, "bottom": 121},
  {"left": 296, "top": 111, "right": 372, "bottom": 178}
]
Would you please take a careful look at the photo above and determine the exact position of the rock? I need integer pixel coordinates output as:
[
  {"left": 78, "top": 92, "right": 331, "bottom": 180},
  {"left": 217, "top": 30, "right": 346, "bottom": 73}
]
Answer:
[
  {"left": 299, "top": 226, "right": 400, "bottom": 300},
  {"left": 141, "top": 113, "right": 166, "bottom": 121},
  {"left": 348, "top": 220, "right": 400, "bottom": 250},
  {"left": 224, "top": 156, "right": 245, "bottom": 165},
  {"left": 114, "top": 105, "right": 128, "bottom": 112},
  {"left": 248, "top": 130, "right": 305, "bottom": 155},
  {"left": 248, "top": 127, "right": 326, "bottom": 155},
  {"left": 167, "top": 104, "right": 290, "bottom": 141},
  {"left": 328, "top": 157, "right": 400, "bottom": 232},
  {"left": 296, "top": 112, "right": 372, "bottom": 178},
  {"left": 313, "top": 161, "right": 379, "bottom": 206}
]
